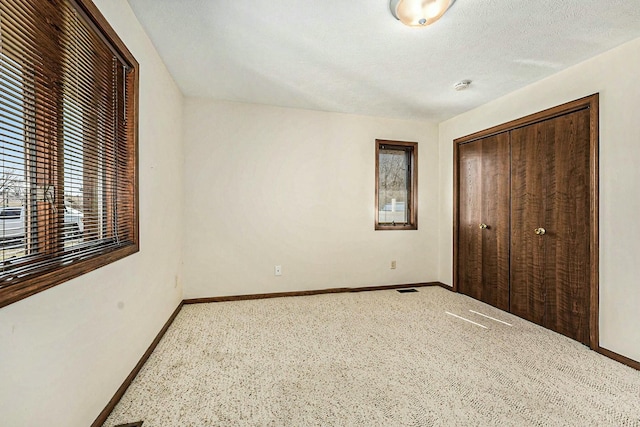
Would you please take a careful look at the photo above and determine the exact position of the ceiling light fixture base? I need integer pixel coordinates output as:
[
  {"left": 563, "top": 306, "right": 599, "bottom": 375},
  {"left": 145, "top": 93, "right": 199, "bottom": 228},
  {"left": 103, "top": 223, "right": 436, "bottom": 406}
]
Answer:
[{"left": 389, "top": 0, "right": 456, "bottom": 27}]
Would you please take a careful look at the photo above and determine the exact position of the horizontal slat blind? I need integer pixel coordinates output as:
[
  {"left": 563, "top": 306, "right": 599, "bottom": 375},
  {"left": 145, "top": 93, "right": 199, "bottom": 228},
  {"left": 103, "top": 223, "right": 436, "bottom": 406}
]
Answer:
[{"left": 0, "top": 0, "right": 137, "bottom": 298}]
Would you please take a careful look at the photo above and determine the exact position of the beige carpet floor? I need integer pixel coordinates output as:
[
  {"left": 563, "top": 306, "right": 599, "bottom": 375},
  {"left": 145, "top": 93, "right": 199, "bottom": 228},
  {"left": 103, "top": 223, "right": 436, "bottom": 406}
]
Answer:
[{"left": 103, "top": 287, "right": 640, "bottom": 426}]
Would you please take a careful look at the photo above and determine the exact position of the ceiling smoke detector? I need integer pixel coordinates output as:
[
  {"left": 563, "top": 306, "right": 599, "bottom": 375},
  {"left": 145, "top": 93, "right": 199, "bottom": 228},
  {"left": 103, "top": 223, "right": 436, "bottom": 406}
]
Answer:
[{"left": 454, "top": 80, "right": 472, "bottom": 91}]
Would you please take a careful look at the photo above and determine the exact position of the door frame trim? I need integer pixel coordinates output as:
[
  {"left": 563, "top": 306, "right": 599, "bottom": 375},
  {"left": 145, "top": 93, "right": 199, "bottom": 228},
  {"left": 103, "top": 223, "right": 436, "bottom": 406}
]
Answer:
[{"left": 453, "top": 93, "right": 599, "bottom": 350}]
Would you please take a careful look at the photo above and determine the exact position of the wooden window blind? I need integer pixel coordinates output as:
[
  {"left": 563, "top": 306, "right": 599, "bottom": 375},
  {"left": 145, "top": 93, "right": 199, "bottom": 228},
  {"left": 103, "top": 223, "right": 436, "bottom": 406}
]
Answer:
[{"left": 0, "top": 0, "right": 139, "bottom": 307}]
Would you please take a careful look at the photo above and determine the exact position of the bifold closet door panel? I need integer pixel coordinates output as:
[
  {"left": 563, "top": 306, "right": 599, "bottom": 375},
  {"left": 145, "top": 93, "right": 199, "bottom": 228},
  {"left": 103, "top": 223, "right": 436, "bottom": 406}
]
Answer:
[
  {"left": 457, "top": 133, "right": 510, "bottom": 310},
  {"left": 510, "top": 109, "right": 591, "bottom": 344},
  {"left": 510, "top": 123, "right": 547, "bottom": 325}
]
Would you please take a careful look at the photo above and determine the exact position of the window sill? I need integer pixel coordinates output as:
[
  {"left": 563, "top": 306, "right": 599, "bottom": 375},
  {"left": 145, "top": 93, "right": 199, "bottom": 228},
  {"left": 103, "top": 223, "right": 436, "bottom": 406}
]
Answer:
[
  {"left": 375, "top": 224, "right": 418, "bottom": 231},
  {"left": 0, "top": 242, "right": 138, "bottom": 308}
]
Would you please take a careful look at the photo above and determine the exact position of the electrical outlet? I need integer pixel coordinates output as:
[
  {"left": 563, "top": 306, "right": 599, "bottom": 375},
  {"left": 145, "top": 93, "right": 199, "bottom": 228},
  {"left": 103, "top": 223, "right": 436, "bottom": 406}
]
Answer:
[
  {"left": 391, "top": 260, "right": 397, "bottom": 269},
  {"left": 275, "top": 265, "right": 282, "bottom": 276}
]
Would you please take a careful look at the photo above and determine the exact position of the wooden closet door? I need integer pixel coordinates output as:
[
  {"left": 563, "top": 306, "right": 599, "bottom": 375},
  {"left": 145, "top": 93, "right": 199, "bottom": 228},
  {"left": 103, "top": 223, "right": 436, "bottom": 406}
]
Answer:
[
  {"left": 457, "top": 133, "right": 510, "bottom": 310},
  {"left": 510, "top": 109, "right": 591, "bottom": 344}
]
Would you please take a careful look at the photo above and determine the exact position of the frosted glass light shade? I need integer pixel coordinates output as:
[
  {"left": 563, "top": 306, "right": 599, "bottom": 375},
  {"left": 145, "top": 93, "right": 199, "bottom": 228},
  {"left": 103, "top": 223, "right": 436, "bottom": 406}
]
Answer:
[{"left": 390, "top": 0, "right": 455, "bottom": 27}]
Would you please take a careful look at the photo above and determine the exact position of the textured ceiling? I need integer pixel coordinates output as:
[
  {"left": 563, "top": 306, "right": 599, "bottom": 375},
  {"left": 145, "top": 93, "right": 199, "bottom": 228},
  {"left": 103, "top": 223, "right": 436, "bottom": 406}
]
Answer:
[{"left": 126, "top": 0, "right": 640, "bottom": 121}]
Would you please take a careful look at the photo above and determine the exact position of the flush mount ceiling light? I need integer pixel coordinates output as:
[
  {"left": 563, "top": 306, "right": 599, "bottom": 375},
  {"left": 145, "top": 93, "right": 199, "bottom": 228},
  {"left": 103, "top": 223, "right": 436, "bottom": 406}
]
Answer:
[{"left": 390, "top": 0, "right": 456, "bottom": 27}]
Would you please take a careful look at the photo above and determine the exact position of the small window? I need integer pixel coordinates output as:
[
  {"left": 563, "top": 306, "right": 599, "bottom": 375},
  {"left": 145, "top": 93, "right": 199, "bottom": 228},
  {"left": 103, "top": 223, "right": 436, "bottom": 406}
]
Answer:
[
  {"left": 0, "top": 0, "right": 139, "bottom": 307},
  {"left": 375, "top": 140, "right": 417, "bottom": 230}
]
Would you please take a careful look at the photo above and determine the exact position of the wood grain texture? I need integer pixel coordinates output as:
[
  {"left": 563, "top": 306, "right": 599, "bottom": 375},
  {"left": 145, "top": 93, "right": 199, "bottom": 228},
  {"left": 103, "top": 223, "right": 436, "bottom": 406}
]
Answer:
[
  {"left": 454, "top": 94, "right": 599, "bottom": 348},
  {"left": 457, "top": 133, "right": 510, "bottom": 310},
  {"left": 453, "top": 94, "right": 598, "bottom": 146},
  {"left": 510, "top": 122, "right": 546, "bottom": 325},
  {"left": 510, "top": 109, "right": 591, "bottom": 345},
  {"left": 588, "top": 95, "right": 600, "bottom": 350}
]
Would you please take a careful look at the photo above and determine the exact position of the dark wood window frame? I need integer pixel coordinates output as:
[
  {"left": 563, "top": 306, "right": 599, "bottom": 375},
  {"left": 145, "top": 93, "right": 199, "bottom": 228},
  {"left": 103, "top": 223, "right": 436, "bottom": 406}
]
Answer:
[
  {"left": 375, "top": 139, "right": 418, "bottom": 231},
  {"left": 0, "top": 0, "right": 139, "bottom": 308}
]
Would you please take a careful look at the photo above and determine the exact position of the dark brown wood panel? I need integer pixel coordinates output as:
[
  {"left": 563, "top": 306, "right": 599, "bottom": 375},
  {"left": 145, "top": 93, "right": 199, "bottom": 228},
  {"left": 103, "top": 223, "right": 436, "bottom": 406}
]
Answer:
[
  {"left": 548, "top": 109, "right": 591, "bottom": 343},
  {"left": 510, "top": 109, "right": 591, "bottom": 344},
  {"left": 510, "top": 123, "right": 546, "bottom": 324},
  {"left": 457, "top": 133, "right": 510, "bottom": 310}
]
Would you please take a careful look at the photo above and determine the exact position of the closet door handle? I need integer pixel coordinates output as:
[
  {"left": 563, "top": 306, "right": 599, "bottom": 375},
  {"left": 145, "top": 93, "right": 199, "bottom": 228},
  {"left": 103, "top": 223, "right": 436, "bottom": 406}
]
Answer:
[
  {"left": 534, "top": 227, "right": 546, "bottom": 235},
  {"left": 479, "top": 223, "right": 488, "bottom": 230}
]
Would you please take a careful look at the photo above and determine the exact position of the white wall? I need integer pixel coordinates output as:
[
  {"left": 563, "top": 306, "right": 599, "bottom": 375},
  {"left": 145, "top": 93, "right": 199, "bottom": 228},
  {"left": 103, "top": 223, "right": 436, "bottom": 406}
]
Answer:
[
  {"left": 438, "top": 37, "right": 640, "bottom": 362},
  {"left": 0, "top": 1, "right": 184, "bottom": 426},
  {"left": 183, "top": 99, "right": 439, "bottom": 298},
  {"left": 3, "top": 3, "right": 637, "bottom": 424}
]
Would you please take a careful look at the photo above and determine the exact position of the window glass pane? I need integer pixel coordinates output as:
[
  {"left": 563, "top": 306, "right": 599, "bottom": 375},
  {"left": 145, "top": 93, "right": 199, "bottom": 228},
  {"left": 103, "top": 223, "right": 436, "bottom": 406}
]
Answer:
[
  {"left": 378, "top": 148, "right": 409, "bottom": 224},
  {"left": 0, "top": 55, "right": 27, "bottom": 262},
  {"left": 63, "top": 98, "right": 85, "bottom": 247}
]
